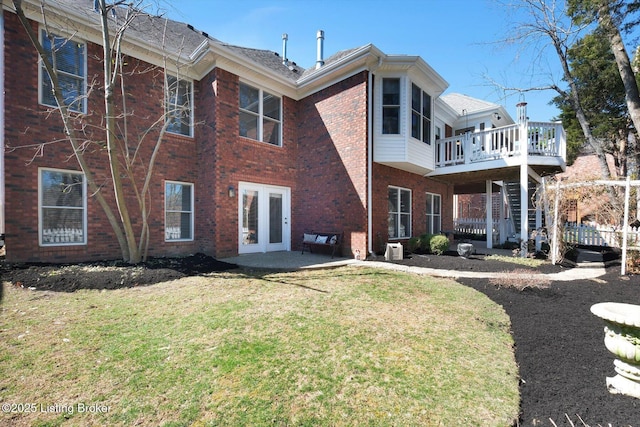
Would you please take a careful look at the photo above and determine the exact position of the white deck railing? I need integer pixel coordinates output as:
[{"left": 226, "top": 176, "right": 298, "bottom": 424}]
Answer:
[{"left": 435, "top": 122, "right": 566, "bottom": 167}]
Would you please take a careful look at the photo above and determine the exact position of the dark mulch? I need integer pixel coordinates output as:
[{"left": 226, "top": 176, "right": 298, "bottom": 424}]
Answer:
[
  {"left": 397, "top": 249, "right": 640, "bottom": 427},
  {"left": 0, "top": 253, "right": 238, "bottom": 292},
  {"left": 2, "top": 250, "right": 640, "bottom": 426}
]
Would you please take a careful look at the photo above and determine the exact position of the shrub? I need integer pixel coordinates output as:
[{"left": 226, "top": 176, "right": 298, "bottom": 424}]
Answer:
[
  {"left": 419, "top": 233, "right": 433, "bottom": 252},
  {"left": 407, "top": 237, "right": 420, "bottom": 253},
  {"left": 430, "top": 235, "right": 450, "bottom": 255}
]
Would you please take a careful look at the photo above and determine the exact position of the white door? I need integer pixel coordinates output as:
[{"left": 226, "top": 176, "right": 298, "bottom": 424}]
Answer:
[{"left": 238, "top": 182, "right": 290, "bottom": 254}]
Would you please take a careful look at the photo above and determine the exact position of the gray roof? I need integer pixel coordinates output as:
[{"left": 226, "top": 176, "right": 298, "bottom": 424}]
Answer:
[
  {"left": 440, "top": 93, "right": 500, "bottom": 115},
  {"left": 41, "top": 1, "right": 374, "bottom": 84}
]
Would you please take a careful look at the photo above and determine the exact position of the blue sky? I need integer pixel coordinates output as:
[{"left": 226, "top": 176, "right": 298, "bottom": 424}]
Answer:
[{"left": 162, "top": 0, "right": 564, "bottom": 121}]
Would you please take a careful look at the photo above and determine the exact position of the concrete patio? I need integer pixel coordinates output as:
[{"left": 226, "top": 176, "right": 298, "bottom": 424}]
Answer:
[{"left": 221, "top": 240, "right": 514, "bottom": 271}]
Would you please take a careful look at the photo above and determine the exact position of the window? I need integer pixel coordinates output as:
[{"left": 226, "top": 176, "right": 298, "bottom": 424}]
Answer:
[
  {"left": 426, "top": 193, "right": 441, "bottom": 235},
  {"left": 166, "top": 75, "right": 193, "bottom": 136},
  {"left": 40, "top": 30, "right": 86, "bottom": 113},
  {"left": 411, "top": 83, "right": 431, "bottom": 144},
  {"left": 382, "top": 78, "right": 401, "bottom": 134},
  {"left": 239, "top": 82, "right": 282, "bottom": 146},
  {"left": 165, "top": 181, "right": 194, "bottom": 241},
  {"left": 388, "top": 187, "right": 411, "bottom": 238},
  {"left": 39, "top": 169, "right": 86, "bottom": 245}
]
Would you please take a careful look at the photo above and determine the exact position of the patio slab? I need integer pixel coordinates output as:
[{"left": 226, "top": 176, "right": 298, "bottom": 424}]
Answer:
[{"left": 220, "top": 251, "right": 359, "bottom": 271}]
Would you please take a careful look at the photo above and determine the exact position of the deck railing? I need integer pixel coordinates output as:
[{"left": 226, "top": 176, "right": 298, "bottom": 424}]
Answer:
[{"left": 435, "top": 121, "right": 566, "bottom": 168}]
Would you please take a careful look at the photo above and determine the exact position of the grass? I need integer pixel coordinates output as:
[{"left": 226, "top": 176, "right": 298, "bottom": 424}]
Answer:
[
  {"left": 486, "top": 254, "right": 546, "bottom": 267},
  {"left": 1, "top": 267, "right": 519, "bottom": 426}
]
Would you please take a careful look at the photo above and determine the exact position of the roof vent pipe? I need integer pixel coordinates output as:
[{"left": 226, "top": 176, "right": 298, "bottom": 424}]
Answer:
[
  {"left": 316, "top": 30, "right": 324, "bottom": 69},
  {"left": 282, "top": 33, "right": 288, "bottom": 66}
]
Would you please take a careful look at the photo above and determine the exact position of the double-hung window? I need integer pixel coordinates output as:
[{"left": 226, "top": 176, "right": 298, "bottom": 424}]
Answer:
[
  {"left": 411, "top": 83, "right": 432, "bottom": 144},
  {"left": 166, "top": 75, "right": 193, "bottom": 137},
  {"left": 40, "top": 30, "right": 86, "bottom": 113},
  {"left": 426, "top": 193, "right": 441, "bottom": 235},
  {"left": 382, "top": 78, "right": 401, "bottom": 134},
  {"left": 39, "top": 168, "right": 86, "bottom": 245},
  {"left": 388, "top": 186, "right": 411, "bottom": 238},
  {"left": 165, "top": 181, "right": 194, "bottom": 241},
  {"left": 239, "top": 82, "right": 282, "bottom": 146}
]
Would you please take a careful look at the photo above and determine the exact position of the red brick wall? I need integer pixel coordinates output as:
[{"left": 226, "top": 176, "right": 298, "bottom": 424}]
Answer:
[
  {"left": 371, "top": 163, "right": 454, "bottom": 255},
  {"left": 200, "top": 69, "right": 300, "bottom": 258},
  {"left": 295, "top": 71, "right": 369, "bottom": 257},
  {"left": 3, "top": 12, "right": 199, "bottom": 262}
]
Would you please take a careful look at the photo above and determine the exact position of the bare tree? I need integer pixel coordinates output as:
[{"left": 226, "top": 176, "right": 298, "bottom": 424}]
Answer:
[
  {"left": 11, "top": 0, "right": 193, "bottom": 263},
  {"left": 496, "top": 0, "right": 621, "bottom": 207}
]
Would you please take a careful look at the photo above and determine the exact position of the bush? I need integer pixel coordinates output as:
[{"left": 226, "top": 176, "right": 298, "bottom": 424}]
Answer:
[
  {"left": 419, "top": 233, "right": 433, "bottom": 252},
  {"left": 430, "top": 235, "right": 450, "bottom": 255},
  {"left": 407, "top": 237, "right": 420, "bottom": 253}
]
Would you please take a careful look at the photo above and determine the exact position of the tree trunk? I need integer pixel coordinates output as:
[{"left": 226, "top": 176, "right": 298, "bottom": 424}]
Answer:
[{"left": 597, "top": 2, "right": 640, "bottom": 174}]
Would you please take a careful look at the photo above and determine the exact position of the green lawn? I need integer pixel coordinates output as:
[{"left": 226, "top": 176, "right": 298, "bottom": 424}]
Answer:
[{"left": 0, "top": 267, "right": 519, "bottom": 426}]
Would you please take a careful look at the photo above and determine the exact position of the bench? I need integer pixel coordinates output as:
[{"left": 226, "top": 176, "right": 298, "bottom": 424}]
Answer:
[{"left": 301, "top": 231, "right": 343, "bottom": 258}]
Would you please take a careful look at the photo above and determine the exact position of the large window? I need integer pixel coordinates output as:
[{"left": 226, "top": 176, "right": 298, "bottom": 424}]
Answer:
[
  {"left": 239, "top": 82, "right": 282, "bottom": 146},
  {"left": 165, "top": 181, "right": 194, "bottom": 241},
  {"left": 388, "top": 187, "right": 411, "bottom": 238},
  {"left": 411, "top": 83, "right": 432, "bottom": 144},
  {"left": 40, "top": 30, "right": 86, "bottom": 113},
  {"left": 39, "top": 169, "right": 86, "bottom": 245},
  {"left": 166, "top": 75, "right": 193, "bottom": 137},
  {"left": 426, "top": 193, "right": 441, "bottom": 235},
  {"left": 382, "top": 78, "right": 400, "bottom": 134}
]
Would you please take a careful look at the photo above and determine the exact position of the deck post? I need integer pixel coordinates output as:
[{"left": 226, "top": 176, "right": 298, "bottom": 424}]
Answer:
[
  {"left": 486, "top": 180, "right": 493, "bottom": 249},
  {"left": 518, "top": 101, "right": 529, "bottom": 257}
]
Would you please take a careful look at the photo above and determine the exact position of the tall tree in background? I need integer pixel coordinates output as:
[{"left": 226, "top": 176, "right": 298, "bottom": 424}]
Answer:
[
  {"left": 552, "top": 29, "right": 632, "bottom": 173},
  {"left": 567, "top": 0, "right": 640, "bottom": 172},
  {"left": 501, "top": 0, "right": 618, "bottom": 195},
  {"left": 11, "top": 0, "right": 191, "bottom": 263}
]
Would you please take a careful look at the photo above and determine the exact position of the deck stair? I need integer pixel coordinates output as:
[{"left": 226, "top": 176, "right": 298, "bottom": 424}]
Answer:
[{"left": 504, "top": 181, "right": 538, "bottom": 238}]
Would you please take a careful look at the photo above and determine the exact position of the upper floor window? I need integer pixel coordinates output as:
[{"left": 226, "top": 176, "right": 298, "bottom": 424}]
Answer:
[
  {"left": 165, "top": 181, "right": 194, "bottom": 241},
  {"left": 388, "top": 186, "right": 411, "bottom": 238},
  {"left": 40, "top": 30, "right": 86, "bottom": 113},
  {"left": 239, "top": 82, "right": 282, "bottom": 146},
  {"left": 166, "top": 75, "right": 193, "bottom": 137},
  {"left": 382, "top": 78, "right": 400, "bottom": 134},
  {"left": 39, "top": 168, "right": 86, "bottom": 246},
  {"left": 411, "top": 83, "right": 431, "bottom": 144}
]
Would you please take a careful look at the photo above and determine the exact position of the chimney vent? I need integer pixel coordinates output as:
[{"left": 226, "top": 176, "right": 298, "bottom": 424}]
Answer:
[
  {"left": 316, "top": 30, "right": 324, "bottom": 69},
  {"left": 282, "top": 33, "right": 289, "bottom": 66}
]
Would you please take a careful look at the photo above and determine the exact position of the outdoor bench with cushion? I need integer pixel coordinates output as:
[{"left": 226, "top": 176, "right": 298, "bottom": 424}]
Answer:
[{"left": 301, "top": 231, "right": 343, "bottom": 258}]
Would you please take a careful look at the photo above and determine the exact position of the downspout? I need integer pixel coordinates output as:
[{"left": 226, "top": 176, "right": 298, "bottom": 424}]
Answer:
[
  {"left": 367, "top": 57, "right": 382, "bottom": 257},
  {"left": 0, "top": 11, "right": 5, "bottom": 241}
]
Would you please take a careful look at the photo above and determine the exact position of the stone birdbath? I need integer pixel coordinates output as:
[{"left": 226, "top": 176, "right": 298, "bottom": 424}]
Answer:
[{"left": 591, "top": 302, "right": 640, "bottom": 399}]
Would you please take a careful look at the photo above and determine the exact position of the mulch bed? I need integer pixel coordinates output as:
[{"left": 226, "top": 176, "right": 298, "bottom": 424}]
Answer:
[
  {"left": 2, "top": 249, "right": 640, "bottom": 426},
  {"left": 396, "top": 249, "right": 640, "bottom": 427}
]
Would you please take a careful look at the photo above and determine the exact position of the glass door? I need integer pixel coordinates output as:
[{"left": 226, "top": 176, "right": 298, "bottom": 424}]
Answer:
[{"left": 238, "top": 183, "right": 289, "bottom": 253}]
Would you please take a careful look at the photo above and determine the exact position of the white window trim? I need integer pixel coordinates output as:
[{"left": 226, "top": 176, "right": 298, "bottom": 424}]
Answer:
[
  {"left": 38, "top": 167, "right": 87, "bottom": 247},
  {"left": 388, "top": 186, "right": 412, "bottom": 239},
  {"left": 165, "top": 75, "right": 194, "bottom": 138},
  {"left": 426, "top": 192, "right": 442, "bottom": 235},
  {"left": 164, "top": 180, "right": 194, "bottom": 242},
  {"left": 38, "top": 27, "right": 87, "bottom": 114},
  {"left": 239, "top": 81, "right": 283, "bottom": 147},
  {"left": 410, "top": 81, "right": 433, "bottom": 145}
]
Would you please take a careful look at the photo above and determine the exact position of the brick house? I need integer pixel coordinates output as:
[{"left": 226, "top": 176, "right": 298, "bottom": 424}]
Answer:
[{"left": 0, "top": 0, "right": 566, "bottom": 263}]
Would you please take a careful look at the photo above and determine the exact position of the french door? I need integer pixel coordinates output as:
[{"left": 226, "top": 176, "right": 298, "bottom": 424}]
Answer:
[{"left": 238, "top": 182, "right": 290, "bottom": 254}]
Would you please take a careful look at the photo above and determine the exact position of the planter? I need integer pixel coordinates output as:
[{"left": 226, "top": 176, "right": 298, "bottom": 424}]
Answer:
[{"left": 591, "top": 302, "right": 640, "bottom": 399}]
